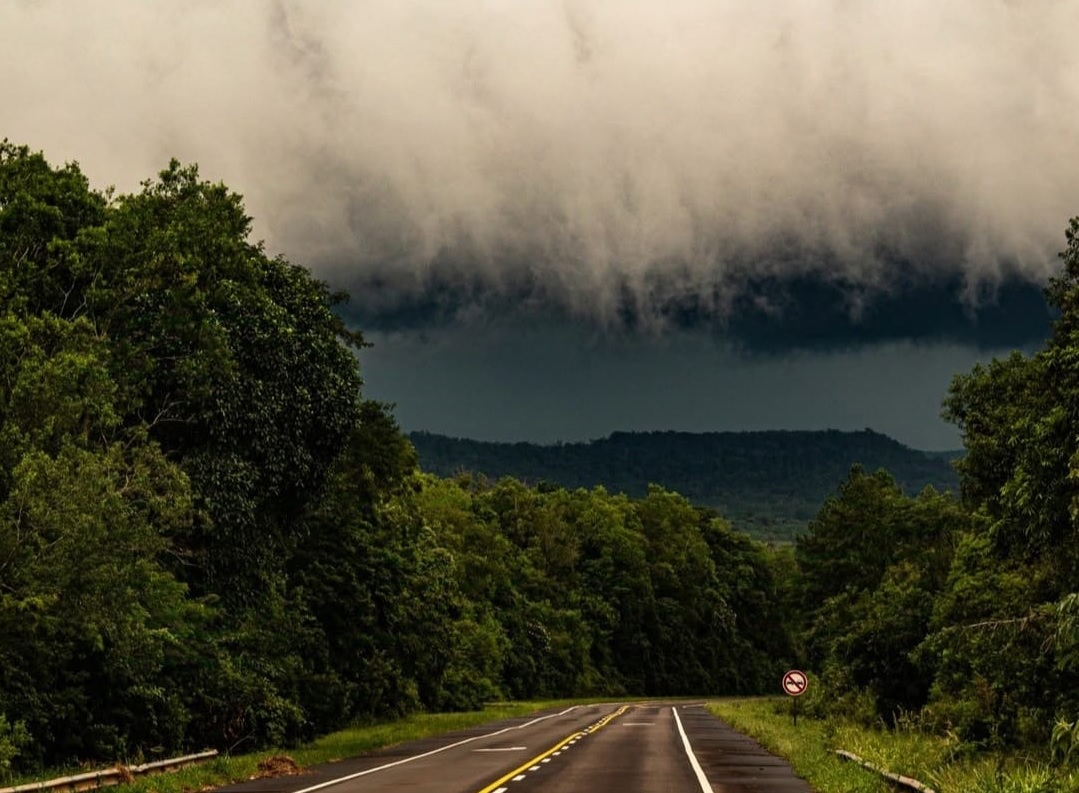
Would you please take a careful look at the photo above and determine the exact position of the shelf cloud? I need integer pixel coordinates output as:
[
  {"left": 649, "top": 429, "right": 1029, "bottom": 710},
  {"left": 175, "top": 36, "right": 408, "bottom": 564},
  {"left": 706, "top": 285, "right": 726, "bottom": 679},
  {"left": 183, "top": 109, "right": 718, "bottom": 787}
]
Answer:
[{"left": 3, "top": 0, "right": 1076, "bottom": 348}]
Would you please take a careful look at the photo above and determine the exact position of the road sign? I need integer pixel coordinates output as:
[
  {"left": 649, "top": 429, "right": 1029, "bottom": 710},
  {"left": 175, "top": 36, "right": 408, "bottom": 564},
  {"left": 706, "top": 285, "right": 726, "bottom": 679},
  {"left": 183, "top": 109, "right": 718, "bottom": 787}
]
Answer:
[{"left": 782, "top": 669, "right": 808, "bottom": 697}]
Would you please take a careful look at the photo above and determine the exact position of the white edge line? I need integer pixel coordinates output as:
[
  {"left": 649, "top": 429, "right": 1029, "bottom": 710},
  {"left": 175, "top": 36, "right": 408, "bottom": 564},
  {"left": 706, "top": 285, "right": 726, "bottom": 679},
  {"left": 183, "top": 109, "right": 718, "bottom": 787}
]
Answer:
[
  {"left": 290, "top": 705, "right": 580, "bottom": 793},
  {"left": 672, "top": 707, "right": 711, "bottom": 793}
]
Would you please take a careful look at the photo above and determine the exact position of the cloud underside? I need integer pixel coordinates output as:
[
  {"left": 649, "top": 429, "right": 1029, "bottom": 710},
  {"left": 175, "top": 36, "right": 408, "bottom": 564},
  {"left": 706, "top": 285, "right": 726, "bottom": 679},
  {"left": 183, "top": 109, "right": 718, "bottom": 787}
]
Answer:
[
  {"left": 3, "top": 1, "right": 1077, "bottom": 351},
  {"left": 343, "top": 256, "right": 1052, "bottom": 353}
]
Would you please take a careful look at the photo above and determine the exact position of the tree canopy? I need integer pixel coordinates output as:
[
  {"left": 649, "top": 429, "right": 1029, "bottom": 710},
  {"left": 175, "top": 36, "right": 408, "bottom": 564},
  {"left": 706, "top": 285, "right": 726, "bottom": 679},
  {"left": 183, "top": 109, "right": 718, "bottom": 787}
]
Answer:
[
  {"left": 790, "top": 217, "right": 1079, "bottom": 759},
  {"left": 0, "top": 142, "right": 796, "bottom": 772}
]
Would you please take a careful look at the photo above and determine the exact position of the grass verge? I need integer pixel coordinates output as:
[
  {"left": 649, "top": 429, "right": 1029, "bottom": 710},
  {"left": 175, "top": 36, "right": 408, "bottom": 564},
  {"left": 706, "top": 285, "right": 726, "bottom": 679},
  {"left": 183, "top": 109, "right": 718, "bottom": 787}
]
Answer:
[
  {"left": 709, "top": 698, "right": 1079, "bottom": 793},
  {"left": 106, "top": 700, "right": 581, "bottom": 793}
]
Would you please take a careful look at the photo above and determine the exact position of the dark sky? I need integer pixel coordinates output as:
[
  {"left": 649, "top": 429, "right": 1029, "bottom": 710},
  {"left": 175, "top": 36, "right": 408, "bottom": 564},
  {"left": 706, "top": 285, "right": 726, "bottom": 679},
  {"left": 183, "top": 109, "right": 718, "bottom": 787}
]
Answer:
[
  {"left": 3, "top": 1, "right": 1075, "bottom": 450},
  {"left": 352, "top": 277, "right": 1051, "bottom": 451}
]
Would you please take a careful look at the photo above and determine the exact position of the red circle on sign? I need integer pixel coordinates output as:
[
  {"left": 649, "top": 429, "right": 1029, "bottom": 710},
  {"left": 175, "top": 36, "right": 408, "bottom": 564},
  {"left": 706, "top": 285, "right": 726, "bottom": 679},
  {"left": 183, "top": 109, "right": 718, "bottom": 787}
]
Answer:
[{"left": 782, "top": 669, "right": 808, "bottom": 697}]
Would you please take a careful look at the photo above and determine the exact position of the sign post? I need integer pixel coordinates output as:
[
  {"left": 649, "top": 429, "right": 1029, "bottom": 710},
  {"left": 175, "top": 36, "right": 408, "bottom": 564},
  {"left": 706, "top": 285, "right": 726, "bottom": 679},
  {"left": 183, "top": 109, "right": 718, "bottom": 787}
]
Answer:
[{"left": 782, "top": 669, "right": 807, "bottom": 726}]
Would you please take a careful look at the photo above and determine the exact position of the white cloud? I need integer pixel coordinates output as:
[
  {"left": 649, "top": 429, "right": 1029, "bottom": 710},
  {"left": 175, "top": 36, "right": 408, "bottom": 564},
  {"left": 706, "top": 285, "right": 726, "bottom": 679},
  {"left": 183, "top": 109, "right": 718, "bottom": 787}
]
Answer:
[{"left": 4, "top": 0, "right": 1078, "bottom": 327}]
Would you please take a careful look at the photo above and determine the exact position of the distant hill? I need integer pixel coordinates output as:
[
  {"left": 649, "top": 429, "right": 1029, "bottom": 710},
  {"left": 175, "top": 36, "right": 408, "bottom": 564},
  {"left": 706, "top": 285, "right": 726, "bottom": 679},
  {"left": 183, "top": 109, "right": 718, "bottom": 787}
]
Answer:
[
  {"left": 922, "top": 449, "right": 967, "bottom": 463},
  {"left": 408, "top": 429, "right": 962, "bottom": 541}
]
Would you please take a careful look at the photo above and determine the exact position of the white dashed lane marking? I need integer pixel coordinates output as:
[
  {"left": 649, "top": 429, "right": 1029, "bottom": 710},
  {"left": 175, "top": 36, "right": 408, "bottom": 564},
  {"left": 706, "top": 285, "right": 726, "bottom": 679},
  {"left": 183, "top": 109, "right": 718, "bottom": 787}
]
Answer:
[
  {"left": 291, "top": 706, "right": 581, "bottom": 793},
  {"left": 473, "top": 747, "right": 527, "bottom": 752}
]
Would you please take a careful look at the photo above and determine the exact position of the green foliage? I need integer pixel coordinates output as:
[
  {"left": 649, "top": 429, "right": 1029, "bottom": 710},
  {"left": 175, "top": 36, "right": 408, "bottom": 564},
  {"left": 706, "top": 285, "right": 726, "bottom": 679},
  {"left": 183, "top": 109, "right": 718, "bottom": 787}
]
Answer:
[
  {"left": 1052, "top": 717, "right": 1079, "bottom": 765},
  {"left": 0, "top": 715, "right": 30, "bottom": 777},
  {"left": 708, "top": 699, "right": 895, "bottom": 792},
  {"left": 1058, "top": 593, "right": 1079, "bottom": 671},
  {"left": 400, "top": 477, "right": 795, "bottom": 703},
  {"left": 79, "top": 160, "right": 364, "bottom": 609},
  {"left": 783, "top": 215, "right": 1079, "bottom": 771},
  {"left": 0, "top": 141, "right": 108, "bottom": 318},
  {"left": 918, "top": 217, "right": 1079, "bottom": 750},
  {"left": 796, "top": 466, "right": 907, "bottom": 605},
  {"left": 0, "top": 143, "right": 365, "bottom": 769},
  {"left": 0, "top": 438, "right": 200, "bottom": 764},
  {"left": 795, "top": 467, "right": 964, "bottom": 722},
  {"left": 409, "top": 429, "right": 959, "bottom": 541},
  {"left": 793, "top": 460, "right": 1072, "bottom": 748},
  {"left": 713, "top": 698, "right": 1079, "bottom": 793}
]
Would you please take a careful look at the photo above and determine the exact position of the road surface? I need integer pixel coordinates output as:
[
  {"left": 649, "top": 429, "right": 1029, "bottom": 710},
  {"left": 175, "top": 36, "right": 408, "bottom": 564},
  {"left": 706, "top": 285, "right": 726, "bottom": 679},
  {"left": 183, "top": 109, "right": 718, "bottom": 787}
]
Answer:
[{"left": 220, "top": 702, "right": 812, "bottom": 793}]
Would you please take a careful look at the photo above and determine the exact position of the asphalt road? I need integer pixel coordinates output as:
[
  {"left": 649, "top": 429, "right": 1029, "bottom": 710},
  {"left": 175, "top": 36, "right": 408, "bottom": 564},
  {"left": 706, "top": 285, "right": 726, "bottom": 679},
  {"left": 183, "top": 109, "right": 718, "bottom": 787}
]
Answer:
[{"left": 219, "top": 702, "right": 812, "bottom": 793}]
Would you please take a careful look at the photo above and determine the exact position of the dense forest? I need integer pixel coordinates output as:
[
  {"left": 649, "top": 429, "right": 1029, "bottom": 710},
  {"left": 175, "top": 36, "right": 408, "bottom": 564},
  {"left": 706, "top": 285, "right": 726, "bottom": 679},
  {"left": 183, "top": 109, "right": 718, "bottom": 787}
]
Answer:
[
  {"left": 0, "top": 143, "right": 792, "bottom": 772},
  {"left": 410, "top": 429, "right": 959, "bottom": 540},
  {"left": 791, "top": 223, "right": 1079, "bottom": 762},
  {"left": 1, "top": 141, "right": 1076, "bottom": 779}
]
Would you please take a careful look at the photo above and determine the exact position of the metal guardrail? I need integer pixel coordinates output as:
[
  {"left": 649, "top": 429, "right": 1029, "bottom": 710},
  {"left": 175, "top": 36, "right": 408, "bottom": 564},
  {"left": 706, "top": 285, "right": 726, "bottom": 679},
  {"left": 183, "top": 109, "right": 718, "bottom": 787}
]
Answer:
[
  {"left": 0, "top": 750, "right": 219, "bottom": 793},
  {"left": 835, "top": 749, "right": 937, "bottom": 793}
]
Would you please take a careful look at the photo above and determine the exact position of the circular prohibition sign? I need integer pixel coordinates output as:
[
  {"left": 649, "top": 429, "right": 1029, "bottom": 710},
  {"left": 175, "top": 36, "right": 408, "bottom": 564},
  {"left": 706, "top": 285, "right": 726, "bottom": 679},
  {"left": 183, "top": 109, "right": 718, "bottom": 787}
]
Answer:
[{"left": 782, "top": 669, "right": 808, "bottom": 697}]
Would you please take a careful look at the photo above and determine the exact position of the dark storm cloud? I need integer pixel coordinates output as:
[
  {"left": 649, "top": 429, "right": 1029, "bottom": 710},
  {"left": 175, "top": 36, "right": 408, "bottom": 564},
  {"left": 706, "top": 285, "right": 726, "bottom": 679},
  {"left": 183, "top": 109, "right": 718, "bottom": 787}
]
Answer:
[
  {"left": 3, "top": 0, "right": 1078, "bottom": 348},
  {"left": 339, "top": 257, "right": 1054, "bottom": 353},
  {"left": 718, "top": 274, "right": 1052, "bottom": 354}
]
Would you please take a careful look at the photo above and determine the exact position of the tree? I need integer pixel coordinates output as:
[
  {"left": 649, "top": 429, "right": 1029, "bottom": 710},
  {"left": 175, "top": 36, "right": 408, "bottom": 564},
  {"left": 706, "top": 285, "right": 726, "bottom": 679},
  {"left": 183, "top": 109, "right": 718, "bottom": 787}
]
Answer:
[
  {"left": 796, "top": 466, "right": 906, "bottom": 606},
  {"left": 0, "top": 302, "right": 205, "bottom": 765},
  {"left": 69, "top": 161, "right": 365, "bottom": 607},
  {"left": 0, "top": 141, "right": 107, "bottom": 318},
  {"left": 0, "top": 439, "right": 198, "bottom": 765},
  {"left": 0, "top": 144, "right": 371, "bottom": 763}
]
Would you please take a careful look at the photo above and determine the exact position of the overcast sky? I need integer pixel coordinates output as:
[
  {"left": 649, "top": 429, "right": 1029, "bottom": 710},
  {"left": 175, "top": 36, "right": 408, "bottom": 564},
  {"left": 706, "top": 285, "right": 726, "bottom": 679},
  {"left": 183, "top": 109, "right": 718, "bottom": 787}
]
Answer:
[{"left": 4, "top": 1, "right": 1077, "bottom": 449}]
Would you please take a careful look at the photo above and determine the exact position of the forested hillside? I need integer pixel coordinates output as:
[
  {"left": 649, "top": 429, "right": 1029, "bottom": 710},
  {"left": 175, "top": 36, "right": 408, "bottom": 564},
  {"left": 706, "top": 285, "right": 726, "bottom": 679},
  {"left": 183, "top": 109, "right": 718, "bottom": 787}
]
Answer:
[{"left": 409, "top": 429, "right": 959, "bottom": 539}]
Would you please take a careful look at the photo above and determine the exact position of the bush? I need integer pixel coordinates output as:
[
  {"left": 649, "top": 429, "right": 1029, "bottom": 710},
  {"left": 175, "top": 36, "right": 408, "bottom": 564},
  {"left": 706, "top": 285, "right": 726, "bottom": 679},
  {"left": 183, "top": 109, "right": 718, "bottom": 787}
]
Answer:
[{"left": 0, "top": 714, "right": 29, "bottom": 777}]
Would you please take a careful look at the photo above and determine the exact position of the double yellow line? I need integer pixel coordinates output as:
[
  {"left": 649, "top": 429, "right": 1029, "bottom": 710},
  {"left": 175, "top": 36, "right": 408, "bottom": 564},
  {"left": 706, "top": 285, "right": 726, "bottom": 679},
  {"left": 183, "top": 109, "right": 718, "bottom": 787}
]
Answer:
[{"left": 475, "top": 705, "right": 631, "bottom": 793}]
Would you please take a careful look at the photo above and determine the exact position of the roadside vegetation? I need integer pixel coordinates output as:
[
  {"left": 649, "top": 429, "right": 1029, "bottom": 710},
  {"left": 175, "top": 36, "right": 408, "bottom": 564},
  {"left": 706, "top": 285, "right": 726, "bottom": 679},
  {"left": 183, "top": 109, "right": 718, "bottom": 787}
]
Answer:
[
  {"left": 1, "top": 140, "right": 1077, "bottom": 788},
  {"left": 0, "top": 142, "right": 793, "bottom": 777},
  {"left": 770, "top": 216, "right": 1079, "bottom": 787},
  {"left": 711, "top": 698, "right": 1079, "bottom": 793},
  {"left": 94, "top": 701, "right": 576, "bottom": 793}
]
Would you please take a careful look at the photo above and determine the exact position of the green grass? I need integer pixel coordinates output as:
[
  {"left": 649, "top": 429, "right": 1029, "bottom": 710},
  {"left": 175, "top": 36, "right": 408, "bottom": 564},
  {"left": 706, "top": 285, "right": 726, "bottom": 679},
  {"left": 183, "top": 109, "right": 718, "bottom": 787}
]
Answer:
[
  {"left": 91, "top": 700, "right": 579, "bottom": 793},
  {"left": 707, "top": 698, "right": 892, "bottom": 792},
  {"left": 709, "top": 698, "right": 1079, "bottom": 793}
]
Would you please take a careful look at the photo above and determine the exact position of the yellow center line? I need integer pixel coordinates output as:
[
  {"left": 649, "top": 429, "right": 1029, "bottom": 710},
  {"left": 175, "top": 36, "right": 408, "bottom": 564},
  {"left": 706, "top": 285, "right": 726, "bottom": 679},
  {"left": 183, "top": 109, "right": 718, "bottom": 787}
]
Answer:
[{"left": 474, "top": 705, "right": 631, "bottom": 793}]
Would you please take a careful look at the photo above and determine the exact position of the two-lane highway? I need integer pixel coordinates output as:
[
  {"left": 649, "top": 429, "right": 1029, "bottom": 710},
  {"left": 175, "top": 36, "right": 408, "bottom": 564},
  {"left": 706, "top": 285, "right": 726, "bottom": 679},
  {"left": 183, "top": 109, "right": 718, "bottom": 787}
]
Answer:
[
  {"left": 219, "top": 702, "right": 812, "bottom": 793},
  {"left": 489, "top": 704, "right": 705, "bottom": 792}
]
